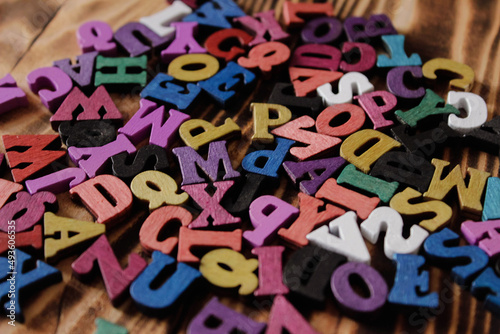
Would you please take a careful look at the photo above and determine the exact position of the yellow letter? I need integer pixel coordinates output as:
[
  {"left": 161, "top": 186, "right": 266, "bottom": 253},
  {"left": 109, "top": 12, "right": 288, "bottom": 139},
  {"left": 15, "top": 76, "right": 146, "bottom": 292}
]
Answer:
[
  {"left": 390, "top": 187, "right": 452, "bottom": 232},
  {"left": 44, "top": 212, "right": 105, "bottom": 261},
  {"left": 200, "top": 248, "right": 258, "bottom": 295},
  {"left": 340, "top": 129, "right": 401, "bottom": 173},
  {"left": 131, "top": 171, "right": 188, "bottom": 211},
  {"left": 251, "top": 103, "right": 292, "bottom": 143},
  {"left": 424, "top": 158, "right": 490, "bottom": 215},
  {"left": 179, "top": 118, "right": 241, "bottom": 150}
]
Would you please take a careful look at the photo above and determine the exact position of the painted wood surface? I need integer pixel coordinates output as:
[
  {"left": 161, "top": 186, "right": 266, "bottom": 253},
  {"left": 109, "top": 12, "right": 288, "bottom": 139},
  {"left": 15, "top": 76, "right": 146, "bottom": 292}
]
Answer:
[{"left": 1, "top": 0, "right": 500, "bottom": 333}]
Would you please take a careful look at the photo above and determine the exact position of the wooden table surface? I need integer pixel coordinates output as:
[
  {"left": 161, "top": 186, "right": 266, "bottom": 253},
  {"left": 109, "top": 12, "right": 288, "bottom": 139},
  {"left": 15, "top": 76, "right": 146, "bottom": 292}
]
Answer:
[{"left": 1, "top": 0, "right": 500, "bottom": 333}]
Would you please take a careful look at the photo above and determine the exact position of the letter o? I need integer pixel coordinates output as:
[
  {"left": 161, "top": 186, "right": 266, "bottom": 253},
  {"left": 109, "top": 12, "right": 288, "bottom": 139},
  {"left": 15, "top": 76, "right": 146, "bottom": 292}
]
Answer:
[{"left": 168, "top": 54, "right": 220, "bottom": 82}]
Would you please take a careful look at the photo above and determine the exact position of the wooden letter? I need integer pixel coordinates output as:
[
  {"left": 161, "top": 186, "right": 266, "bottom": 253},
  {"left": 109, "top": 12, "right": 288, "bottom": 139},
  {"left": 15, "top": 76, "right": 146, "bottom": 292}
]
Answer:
[
  {"left": 199, "top": 248, "right": 258, "bottom": 295},
  {"left": 182, "top": 181, "right": 241, "bottom": 228},
  {"left": 471, "top": 268, "right": 500, "bottom": 317},
  {"left": 361, "top": 207, "right": 429, "bottom": 259},
  {"left": 27, "top": 67, "right": 73, "bottom": 112},
  {"left": 424, "top": 158, "right": 490, "bottom": 215},
  {"left": 278, "top": 193, "right": 345, "bottom": 248},
  {"left": 118, "top": 99, "right": 189, "bottom": 148},
  {"left": 71, "top": 235, "right": 147, "bottom": 304},
  {"left": 168, "top": 54, "right": 219, "bottom": 82},
  {"left": 283, "top": 156, "right": 346, "bottom": 196},
  {"left": 315, "top": 104, "right": 366, "bottom": 138},
  {"left": 355, "top": 91, "right": 397, "bottom": 130},
  {"left": 204, "top": 28, "right": 253, "bottom": 61},
  {"left": 114, "top": 22, "right": 169, "bottom": 57},
  {"left": 243, "top": 195, "right": 299, "bottom": 248},
  {"left": 140, "top": 73, "right": 200, "bottom": 110},
  {"left": 140, "top": 206, "right": 192, "bottom": 255},
  {"left": 289, "top": 67, "right": 343, "bottom": 97},
  {"left": 59, "top": 120, "right": 117, "bottom": 148},
  {"left": 315, "top": 178, "right": 379, "bottom": 220},
  {"left": 252, "top": 246, "right": 289, "bottom": 296},
  {"left": 198, "top": 62, "right": 256, "bottom": 106},
  {"left": 139, "top": 1, "right": 192, "bottom": 37},
  {"left": 268, "top": 82, "right": 323, "bottom": 117},
  {"left": 179, "top": 118, "right": 241, "bottom": 150},
  {"left": 424, "top": 228, "right": 488, "bottom": 285},
  {"left": 422, "top": 58, "right": 475, "bottom": 91},
  {"left": 340, "top": 129, "right": 401, "bottom": 173},
  {"left": 111, "top": 144, "right": 169, "bottom": 181},
  {"left": 271, "top": 116, "right": 341, "bottom": 161},
  {"left": 388, "top": 254, "right": 438, "bottom": 308},
  {"left": 242, "top": 138, "right": 294, "bottom": 177},
  {"left": 0, "top": 225, "right": 42, "bottom": 254},
  {"left": 221, "top": 172, "right": 270, "bottom": 215},
  {"left": 376, "top": 35, "right": 421, "bottom": 67},
  {"left": 68, "top": 134, "right": 136, "bottom": 178},
  {"left": 447, "top": 91, "right": 488, "bottom": 133},
  {"left": 0, "top": 191, "right": 57, "bottom": 232},
  {"left": 234, "top": 10, "right": 288, "bottom": 46},
  {"left": 173, "top": 140, "right": 239, "bottom": 185},
  {"left": 238, "top": 42, "right": 291, "bottom": 75},
  {"left": 53, "top": 52, "right": 98, "bottom": 90},
  {"left": 130, "top": 251, "right": 201, "bottom": 313},
  {"left": 386, "top": 66, "right": 425, "bottom": 99},
  {"left": 182, "top": 0, "right": 245, "bottom": 29},
  {"left": 482, "top": 177, "right": 500, "bottom": 221},
  {"left": 390, "top": 187, "right": 452, "bottom": 232},
  {"left": 390, "top": 122, "right": 457, "bottom": 157},
  {"left": 395, "top": 89, "right": 460, "bottom": 128},
  {"left": 307, "top": 211, "right": 371, "bottom": 264},
  {"left": 290, "top": 44, "right": 341, "bottom": 71},
  {"left": 330, "top": 262, "right": 388, "bottom": 313},
  {"left": 265, "top": 295, "right": 320, "bottom": 334},
  {"left": 3, "top": 134, "right": 66, "bottom": 183},
  {"left": 0, "top": 179, "right": 23, "bottom": 209},
  {"left": 25, "top": 167, "right": 87, "bottom": 195},
  {"left": 77, "top": 21, "right": 117, "bottom": 56},
  {"left": 188, "top": 297, "right": 265, "bottom": 333},
  {"left": 339, "top": 42, "right": 376, "bottom": 72},
  {"left": 0, "top": 250, "right": 62, "bottom": 322},
  {"left": 370, "top": 151, "right": 435, "bottom": 192},
  {"left": 317, "top": 72, "right": 374, "bottom": 106},
  {"left": 462, "top": 219, "right": 500, "bottom": 258},
  {"left": 164, "top": 20, "right": 204, "bottom": 59},
  {"left": 251, "top": 103, "right": 292, "bottom": 143},
  {"left": 283, "top": 1, "right": 333, "bottom": 27},
  {"left": 177, "top": 227, "right": 242, "bottom": 263},
  {"left": 0, "top": 74, "right": 28, "bottom": 115},
  {"left": 131, "top": 171, "right": 188, "bottom": 211},
  {"left": 301, "top": 17, "right": 342, "bottom": 44},
  {"left": 283, "top": 245, "right": 346, "bottom": 304},
  {"left": 344, "top": 14, "right": 396, "bottom": 42},
  {"left": 70, "top": 175, "right": 133, "bottom": 225},
  {"left": 44, "top": 212, "right": 105, "bottom": 262},
  {"left": 94, "top": 55, "right": 147, "bottom": 87},
  {"left": 337, "top": 164, "right": 399, "bottom": 203}
]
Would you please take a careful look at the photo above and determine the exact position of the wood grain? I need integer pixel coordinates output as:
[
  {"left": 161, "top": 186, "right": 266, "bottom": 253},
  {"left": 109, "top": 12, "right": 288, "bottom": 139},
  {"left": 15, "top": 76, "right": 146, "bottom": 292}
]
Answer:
[
  {"left": 1, "top": 0, "right": 500, "bottom": 333},
  {"left": 0, "top": 0, "right": 63, "bottom": 75}
]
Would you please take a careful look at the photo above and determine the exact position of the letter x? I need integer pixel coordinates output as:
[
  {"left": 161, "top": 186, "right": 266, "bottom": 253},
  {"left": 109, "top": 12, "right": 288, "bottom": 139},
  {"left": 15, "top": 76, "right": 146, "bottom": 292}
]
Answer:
[{"left": 182, "top": 181, "right": 241, "bottom": 228}]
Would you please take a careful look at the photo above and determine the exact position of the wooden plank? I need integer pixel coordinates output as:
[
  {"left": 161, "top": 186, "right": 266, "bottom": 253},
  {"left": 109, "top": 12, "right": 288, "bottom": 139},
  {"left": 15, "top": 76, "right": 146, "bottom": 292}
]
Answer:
[
  {"left": 0, "top": 0, "right": 66, "bottom": 75},
  {"left": 0, "top": 0, "right": 500, "bottom": 333}
]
